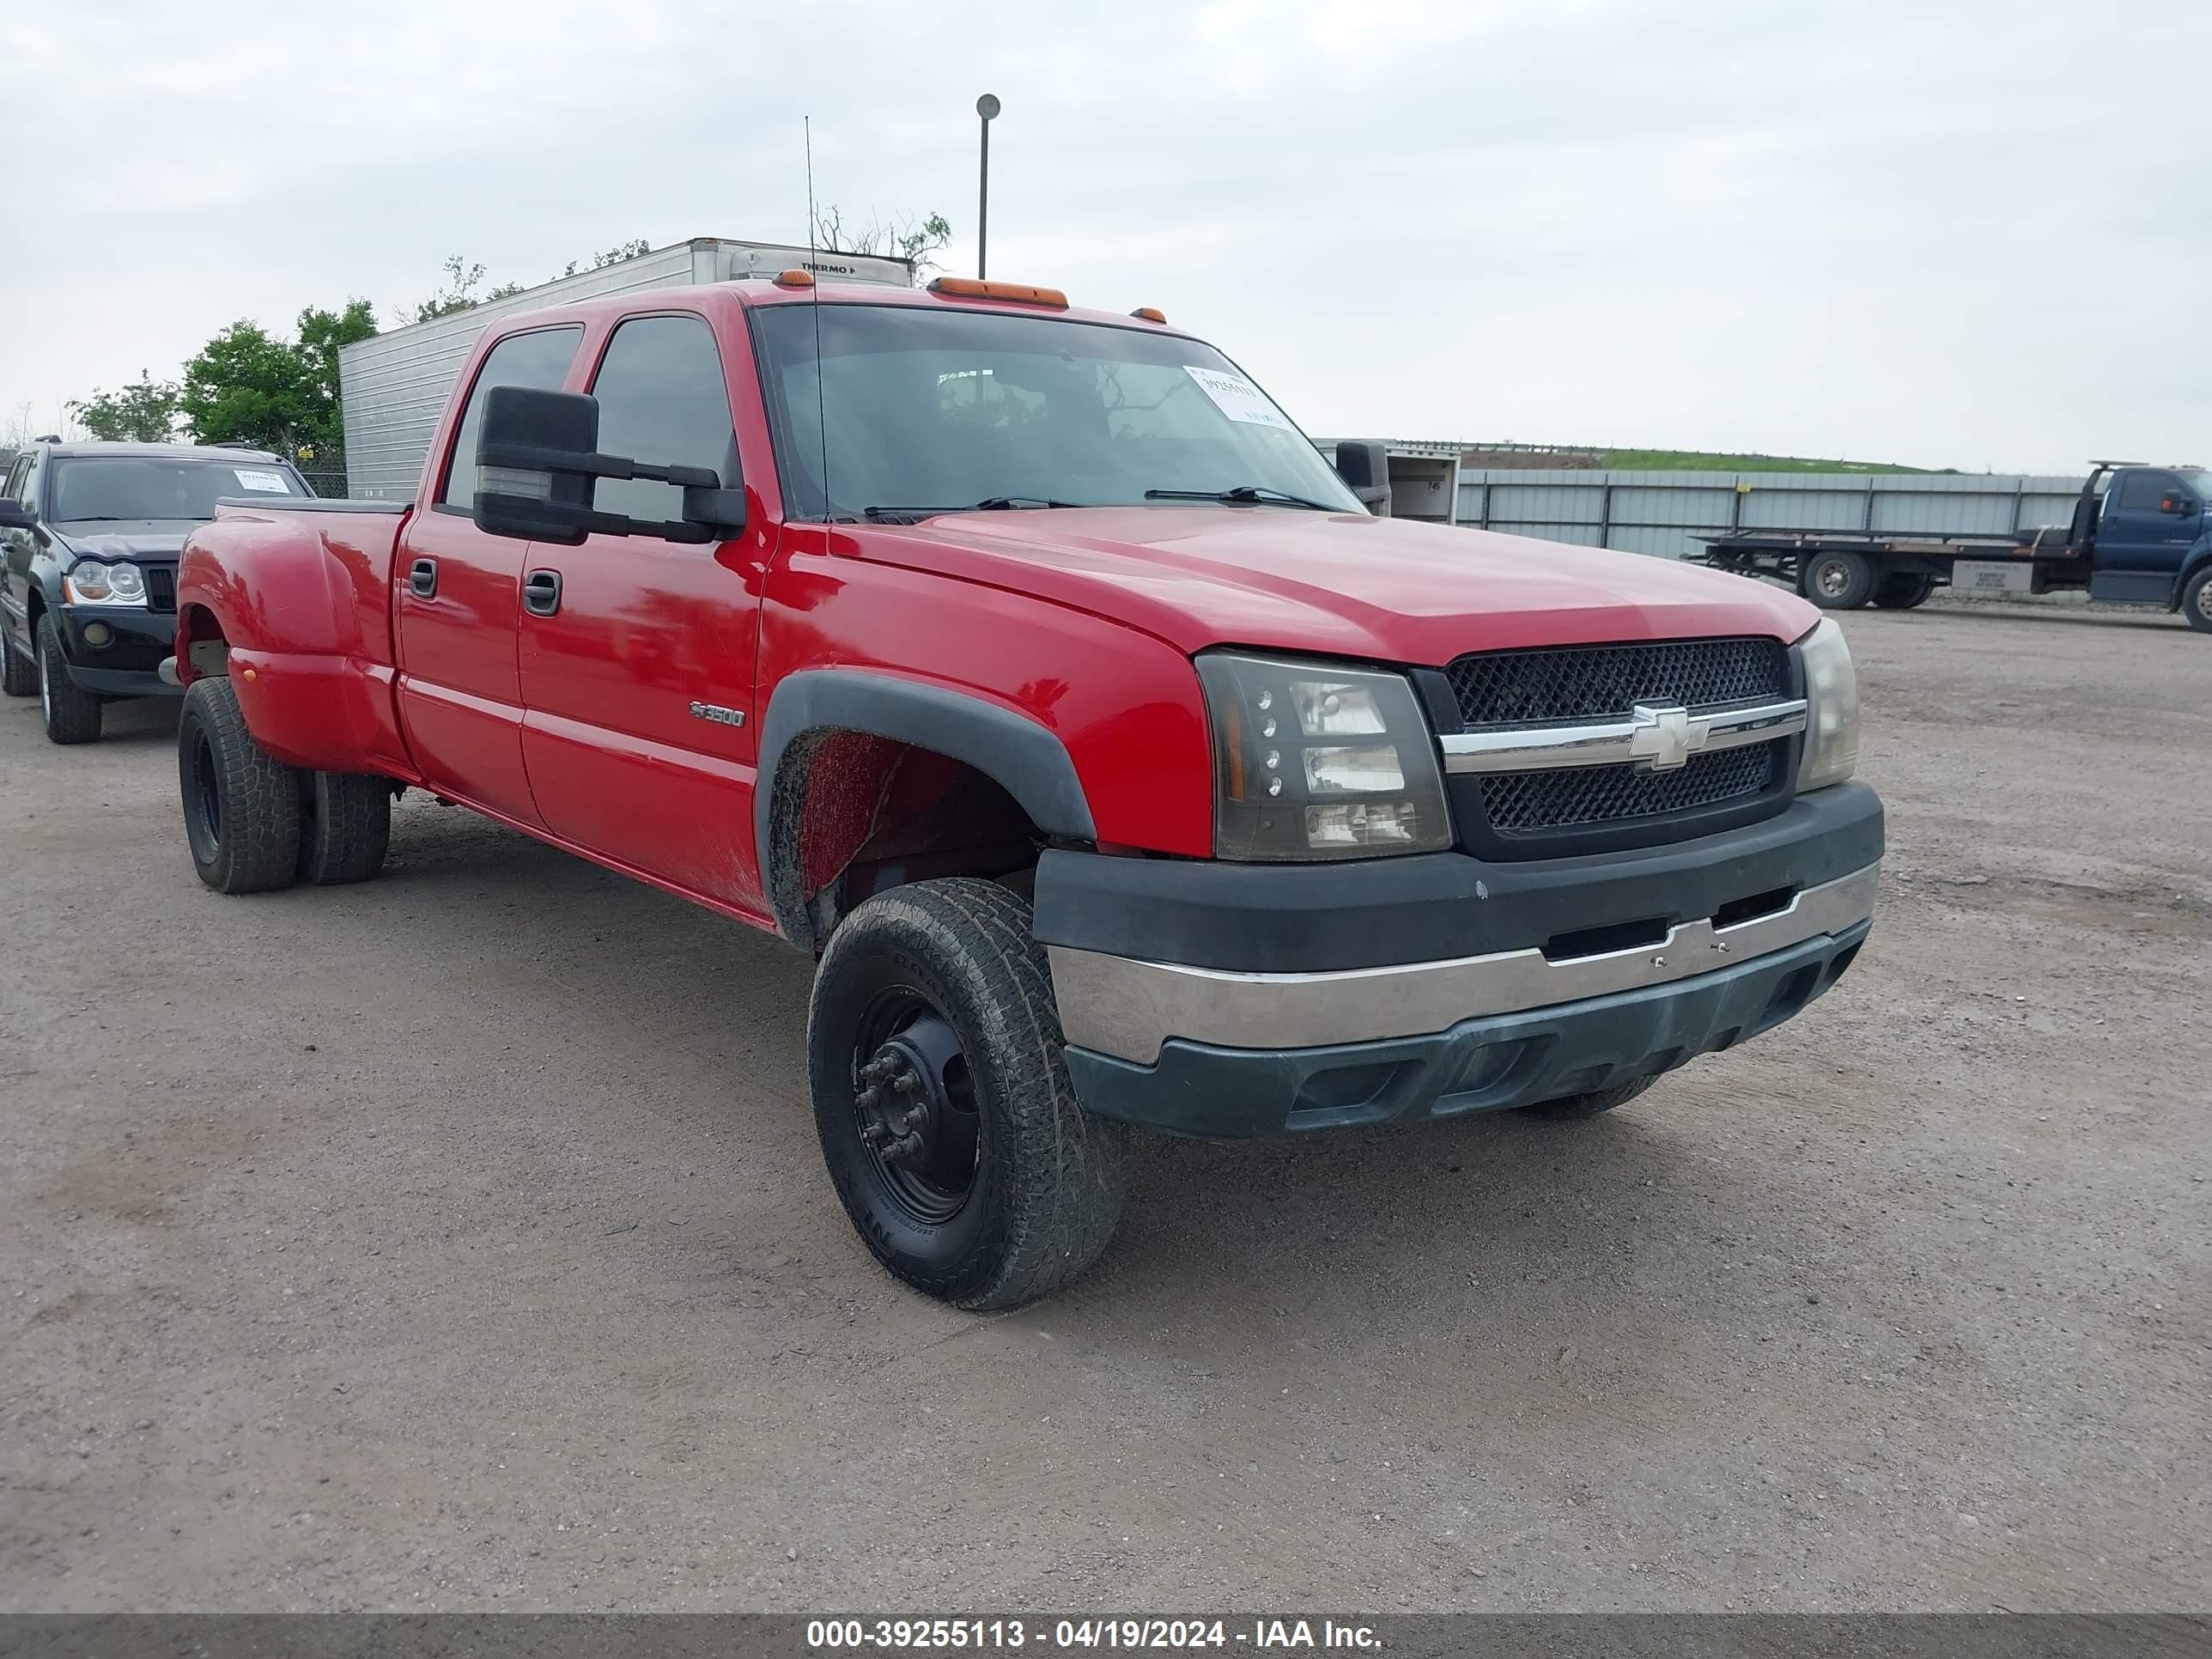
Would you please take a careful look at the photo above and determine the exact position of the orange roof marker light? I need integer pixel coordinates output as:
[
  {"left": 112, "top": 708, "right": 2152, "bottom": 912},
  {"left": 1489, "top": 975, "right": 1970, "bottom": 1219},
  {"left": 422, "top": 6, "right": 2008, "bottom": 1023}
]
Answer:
[
  {"left": 928, "top": 276, "right": 1069, "bottom": 309},
  {"left": 1130, "top": 307, "right": 1167, "bottom": 324},
  {"left": 774, "top": 269, "right": 816, "bottom": 288}
]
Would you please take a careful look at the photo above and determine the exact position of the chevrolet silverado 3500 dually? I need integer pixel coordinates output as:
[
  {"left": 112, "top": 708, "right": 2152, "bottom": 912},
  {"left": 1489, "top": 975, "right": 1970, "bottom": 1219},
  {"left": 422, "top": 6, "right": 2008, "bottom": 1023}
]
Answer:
[{"left": 170, "top": 272, "right": 1882, "bottom": 1307}]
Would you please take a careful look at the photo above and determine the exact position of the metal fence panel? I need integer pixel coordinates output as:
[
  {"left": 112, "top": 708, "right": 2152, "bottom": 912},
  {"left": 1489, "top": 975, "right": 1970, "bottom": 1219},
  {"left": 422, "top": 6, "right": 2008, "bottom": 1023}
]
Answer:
[{"left": 1453, "top": 467, "right": 2091, "bottom": 557}]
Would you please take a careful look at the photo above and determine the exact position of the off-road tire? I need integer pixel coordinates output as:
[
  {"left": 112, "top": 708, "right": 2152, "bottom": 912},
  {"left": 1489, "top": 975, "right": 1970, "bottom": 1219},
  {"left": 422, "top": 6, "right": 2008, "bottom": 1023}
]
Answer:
[
  {"left": 298, "top": 771, "right": 392, "bottom": 884},
  {"left": 809, "top": 878, "right": 1131, "bottom": 1310},
  {"left": 1802, "top": 550, "right": 1876, "bottom": 610},
  {"left": 178, "top": 677, "right": 301, "bottom": 894},
  {"left": 1873, "top": 573, "right": 1936, "bottom": 610},
  {"left": 36, "top": 617, "right": 102, "bottom": 744},
  {"left": 0, "top": 623, "right": 36, "bottom": 697},
  {"left": 1517, "top": 1074, "right": 1659, "bottom": 1121},
  {"left": 2181, "top": 568, "right": 2212, "bottom": 635}
]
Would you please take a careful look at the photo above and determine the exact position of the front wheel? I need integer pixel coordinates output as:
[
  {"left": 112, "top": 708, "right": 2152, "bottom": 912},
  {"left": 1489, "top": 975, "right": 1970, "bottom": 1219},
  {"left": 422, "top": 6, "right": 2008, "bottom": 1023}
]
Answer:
[
  {"left": 178, "top": 677, "right": 301, "bottom": 894},
  {"left": 2181, "top": 568, "right": 2212, "bottom": 635},
  {"left": 36, "top": 617, "right": 102, "bottom": 743},
  {"left": 1517, "top": 1074, "right": 1657, "bottom": 1121},
  {"left": 809, "top": 878, "right": 1131, "bottom": 1310}
]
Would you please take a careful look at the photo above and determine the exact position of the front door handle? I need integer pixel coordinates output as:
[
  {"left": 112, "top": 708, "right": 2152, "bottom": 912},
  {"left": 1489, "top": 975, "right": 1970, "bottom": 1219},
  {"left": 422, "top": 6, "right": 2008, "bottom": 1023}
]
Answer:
[
  {"left": 523, "top": 568, "right": 562, "bottom": 617},
  {"left": 409, "top": 557, "right": 438, "bottom": 599}
]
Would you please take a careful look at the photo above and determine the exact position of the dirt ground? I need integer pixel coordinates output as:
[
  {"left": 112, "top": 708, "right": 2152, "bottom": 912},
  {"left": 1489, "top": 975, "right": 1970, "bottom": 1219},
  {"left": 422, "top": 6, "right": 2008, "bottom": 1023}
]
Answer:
[{"left": 2, "top": 601, "right": 2207, "bottom": 1613}]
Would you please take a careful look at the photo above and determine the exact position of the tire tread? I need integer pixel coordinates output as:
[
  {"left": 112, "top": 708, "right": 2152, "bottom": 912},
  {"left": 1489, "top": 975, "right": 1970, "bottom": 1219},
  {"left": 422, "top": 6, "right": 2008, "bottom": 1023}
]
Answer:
[
  {"left": 179, "top": 678, "right": 301, "bottom": 894},
  {"left": 36, "top": 617, "right": 102, "bottom": 743}
]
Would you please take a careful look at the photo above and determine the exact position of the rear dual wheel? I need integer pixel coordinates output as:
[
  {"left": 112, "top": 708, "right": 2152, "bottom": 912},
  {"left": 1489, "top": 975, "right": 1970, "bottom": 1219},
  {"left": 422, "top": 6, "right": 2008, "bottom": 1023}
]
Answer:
[
  {"left": 1873, "top": 573, "right": 1936, "bottom": 609},
  {"left": 179, "top": 677, "right": 391, "bottom": 894}
]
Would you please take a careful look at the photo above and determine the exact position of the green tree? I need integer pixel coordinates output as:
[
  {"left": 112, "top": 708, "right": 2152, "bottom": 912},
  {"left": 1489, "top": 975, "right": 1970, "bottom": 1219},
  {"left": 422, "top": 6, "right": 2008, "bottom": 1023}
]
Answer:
[
  {"left": 179, "top": 299, "right": 375, "bottom": 471},
  {"left": 69, "top": 371, "right": 185, "bottom": 442}
]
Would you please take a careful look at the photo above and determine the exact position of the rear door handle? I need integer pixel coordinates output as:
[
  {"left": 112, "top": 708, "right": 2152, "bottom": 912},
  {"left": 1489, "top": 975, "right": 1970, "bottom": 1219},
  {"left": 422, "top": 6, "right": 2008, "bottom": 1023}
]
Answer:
[
  {"left": 523, "top": 568, "right": 562, "bottom": 617},
  {"left": 409, "top": 557, "right": 438, "bottom": 599}
]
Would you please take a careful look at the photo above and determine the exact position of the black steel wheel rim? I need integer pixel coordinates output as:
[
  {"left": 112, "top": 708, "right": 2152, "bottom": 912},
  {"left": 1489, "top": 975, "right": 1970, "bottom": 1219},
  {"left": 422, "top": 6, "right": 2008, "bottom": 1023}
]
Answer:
[
  {"left": 850, "top": 988, "right": 980, "bottom": 1226},
  {"left": 188, "top": 733, "right": 222, "bottom": 862}
]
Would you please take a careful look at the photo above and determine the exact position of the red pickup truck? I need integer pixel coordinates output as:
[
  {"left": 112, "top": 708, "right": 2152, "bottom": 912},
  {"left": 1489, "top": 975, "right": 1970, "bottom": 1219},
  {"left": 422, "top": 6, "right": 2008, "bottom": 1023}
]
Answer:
[{"left": 171, "top": 273, "right": 1882, "bottom": 1308}]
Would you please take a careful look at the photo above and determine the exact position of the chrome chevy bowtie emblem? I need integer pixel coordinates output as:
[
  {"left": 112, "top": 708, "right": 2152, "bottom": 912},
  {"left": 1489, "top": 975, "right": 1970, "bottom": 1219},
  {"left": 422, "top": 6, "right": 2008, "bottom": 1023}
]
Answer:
[{"left": 1628, "top": 702, "right": 1702, "bottom": 772}]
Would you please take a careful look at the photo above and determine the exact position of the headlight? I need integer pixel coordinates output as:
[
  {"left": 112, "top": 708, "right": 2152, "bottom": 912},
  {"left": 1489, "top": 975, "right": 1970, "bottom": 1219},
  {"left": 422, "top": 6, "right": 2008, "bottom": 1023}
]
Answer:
[
  {"left": 1197, "top": 652, "right": 1452, "bottom": 860},
  {"left": 64, "top": 561, "right": 149, "bottom": 606},
  {"left": 1795, "top": 618, "right": 1859, "bottom": 791}
]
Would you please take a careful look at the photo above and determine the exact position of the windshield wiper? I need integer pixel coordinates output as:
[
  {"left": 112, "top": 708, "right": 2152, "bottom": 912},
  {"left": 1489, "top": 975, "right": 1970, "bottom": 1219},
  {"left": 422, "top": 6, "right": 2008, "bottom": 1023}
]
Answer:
[
  {"left": 862, "top": 496, "right": 1091, "bottom": 524},
  {"left": 1144, "top": 485, "right": 1337, "bottom": 511}
]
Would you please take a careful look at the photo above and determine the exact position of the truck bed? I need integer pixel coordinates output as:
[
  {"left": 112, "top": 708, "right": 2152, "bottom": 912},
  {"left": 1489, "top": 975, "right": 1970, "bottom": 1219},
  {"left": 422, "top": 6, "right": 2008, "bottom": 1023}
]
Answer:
[{"left": 176, "top": 497, "right": 415, "bottom": 778}]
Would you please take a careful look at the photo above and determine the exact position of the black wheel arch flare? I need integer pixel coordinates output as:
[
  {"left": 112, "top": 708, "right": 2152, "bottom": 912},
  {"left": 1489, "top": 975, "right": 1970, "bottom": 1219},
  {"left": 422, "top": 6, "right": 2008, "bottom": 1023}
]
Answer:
[{"left": 756, "top": 669, "right": 1098, "bottom": 951}]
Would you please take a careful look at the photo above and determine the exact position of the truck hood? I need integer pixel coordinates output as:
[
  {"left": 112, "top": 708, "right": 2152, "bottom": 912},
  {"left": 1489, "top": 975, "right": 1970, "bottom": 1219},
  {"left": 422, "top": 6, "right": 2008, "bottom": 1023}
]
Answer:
[
  {"left": 852, "top": 507, "right": 1820, "bottom": 663},
  {"left": 52, "top": 522, "right": 195, "bottom": 561}
]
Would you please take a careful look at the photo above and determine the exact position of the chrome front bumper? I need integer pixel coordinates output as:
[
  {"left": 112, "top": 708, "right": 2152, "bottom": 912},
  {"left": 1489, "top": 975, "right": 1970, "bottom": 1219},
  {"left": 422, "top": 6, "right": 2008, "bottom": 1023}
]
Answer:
[{"left": 1048, "top": 860, "right": 1880, "bottom": 1066}]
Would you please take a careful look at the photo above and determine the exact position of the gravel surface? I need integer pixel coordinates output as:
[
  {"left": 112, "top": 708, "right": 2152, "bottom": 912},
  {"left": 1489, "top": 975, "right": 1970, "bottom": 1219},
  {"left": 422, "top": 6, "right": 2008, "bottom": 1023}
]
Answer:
[{"left": 2, "top": 602, "right": 2206, "bottom": 1612}]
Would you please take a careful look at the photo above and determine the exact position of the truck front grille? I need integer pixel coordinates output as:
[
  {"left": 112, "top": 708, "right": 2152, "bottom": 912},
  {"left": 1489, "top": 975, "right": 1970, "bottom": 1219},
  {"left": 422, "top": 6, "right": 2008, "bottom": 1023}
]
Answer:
[
  {"left": 1443, "top": 635, "right": 1794, "bottom": 852},
  {"left": 1475, "top": 742, "right": 1782, "bottom": 834},
  {"left": 145, "top": 566, "right": 176, "bottom": 613},
  {"left": 1445, "top": 635, "right": 1787, "bottom": 727}
]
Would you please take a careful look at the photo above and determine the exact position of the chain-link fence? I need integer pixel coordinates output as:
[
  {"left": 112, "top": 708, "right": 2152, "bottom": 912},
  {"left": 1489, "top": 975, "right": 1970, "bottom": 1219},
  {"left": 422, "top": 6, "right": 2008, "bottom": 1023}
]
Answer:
[{"left": 300, "top": 471, "right": 349, "bottom": 498}]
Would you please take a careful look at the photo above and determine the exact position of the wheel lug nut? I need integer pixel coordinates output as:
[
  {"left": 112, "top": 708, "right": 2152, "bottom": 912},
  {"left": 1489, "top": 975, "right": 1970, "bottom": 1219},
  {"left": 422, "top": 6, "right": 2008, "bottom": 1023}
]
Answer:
[{"left": 856, "top": 1086, "right": 879, "bottom": 1109}]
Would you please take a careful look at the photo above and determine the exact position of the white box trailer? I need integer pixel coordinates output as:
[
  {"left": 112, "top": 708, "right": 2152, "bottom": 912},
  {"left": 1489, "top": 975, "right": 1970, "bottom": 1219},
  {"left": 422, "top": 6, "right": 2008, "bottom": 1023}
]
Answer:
[{"left": 337, "top": 236, "right": 915, "bottom": 500}]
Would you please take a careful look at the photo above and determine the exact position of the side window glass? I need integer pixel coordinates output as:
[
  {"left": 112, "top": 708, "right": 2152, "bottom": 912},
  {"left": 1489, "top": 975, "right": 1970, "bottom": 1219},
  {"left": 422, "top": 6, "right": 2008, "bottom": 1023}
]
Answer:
[
  {"left": 3, "top": 461, "right": 24, "bottom": 505},
  {"left": 439, "top": 326, "right": 584, "bottom": 509},
  {"left": 588, "top": 314, "right": 738, "bottom": 523},
  {"left": 2115, "top": 472, "right": 2175, "bottom": 514}
]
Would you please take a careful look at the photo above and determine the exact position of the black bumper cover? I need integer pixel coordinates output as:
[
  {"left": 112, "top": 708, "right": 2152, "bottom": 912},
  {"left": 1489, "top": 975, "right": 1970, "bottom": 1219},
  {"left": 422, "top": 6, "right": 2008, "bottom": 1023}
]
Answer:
[
  {"left": 1065, "top": 921, "right": 1869, "bottom": 1137},
  {"left": 1038, "top": 782, "right": 1883, "bottom": 1138},
  {"left": 58, "top": 606, "right": 179, "bottom": 698}
]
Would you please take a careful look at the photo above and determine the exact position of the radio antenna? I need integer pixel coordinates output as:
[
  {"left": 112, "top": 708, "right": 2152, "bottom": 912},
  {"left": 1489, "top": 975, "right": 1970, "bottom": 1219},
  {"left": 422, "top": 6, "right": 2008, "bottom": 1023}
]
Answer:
[{"left": 805, "top": 116, "right": 830, "bottom": 524}]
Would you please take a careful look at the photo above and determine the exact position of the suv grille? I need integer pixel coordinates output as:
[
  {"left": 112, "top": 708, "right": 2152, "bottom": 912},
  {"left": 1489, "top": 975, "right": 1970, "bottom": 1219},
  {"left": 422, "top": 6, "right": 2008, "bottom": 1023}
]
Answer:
[
  {"left": 1446, "top": 636, "right": 1786, "bottom": 727},
  {"left": 145, "top": 566, "right": 176, "bottom": 613},
  {"left": 1445, "top": 636, "right": 1792, "bottom": 844}
]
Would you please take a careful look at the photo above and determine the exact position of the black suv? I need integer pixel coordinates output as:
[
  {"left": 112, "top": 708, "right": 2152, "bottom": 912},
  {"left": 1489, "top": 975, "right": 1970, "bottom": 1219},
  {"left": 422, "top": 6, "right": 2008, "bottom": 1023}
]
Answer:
[{"left": 0, "top": 440, "right": 313, "bottom": 743}]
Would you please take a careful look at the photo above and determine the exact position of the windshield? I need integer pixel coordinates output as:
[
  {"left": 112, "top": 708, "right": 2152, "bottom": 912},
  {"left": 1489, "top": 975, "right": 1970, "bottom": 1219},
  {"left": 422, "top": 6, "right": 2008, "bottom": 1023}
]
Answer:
[
  {"left": 751, "top": 303, "right": 1362, "bottom": 521},
  {"left": 2177, "top": 469, "right": 2210, "bottom": 500},
  {"left": 49, "top": 457, "right": 304, "bottom": 524}
]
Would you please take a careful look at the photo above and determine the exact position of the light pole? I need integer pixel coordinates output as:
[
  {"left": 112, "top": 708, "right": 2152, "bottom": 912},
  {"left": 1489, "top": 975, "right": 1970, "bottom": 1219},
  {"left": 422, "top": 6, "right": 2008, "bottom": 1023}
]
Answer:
[{"left": 975, "top": 93, "right": 1000, "bottom": 279}]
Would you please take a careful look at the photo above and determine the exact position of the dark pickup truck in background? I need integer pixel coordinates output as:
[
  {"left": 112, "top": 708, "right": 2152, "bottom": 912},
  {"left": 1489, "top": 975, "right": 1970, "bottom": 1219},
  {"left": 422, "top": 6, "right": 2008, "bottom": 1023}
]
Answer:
[
  {"left": 0, "top": 439, "right": 313, "bottom": 742},
  {"left": 1698, "top": 461, "right": 2212, "bottom": 629}
]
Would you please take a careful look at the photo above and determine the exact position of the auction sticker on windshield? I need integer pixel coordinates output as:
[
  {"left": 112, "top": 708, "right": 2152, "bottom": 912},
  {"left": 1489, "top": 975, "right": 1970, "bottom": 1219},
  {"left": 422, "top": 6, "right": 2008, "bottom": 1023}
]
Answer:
[
  {"left": 1183, "top": 366, "right": 1296, "bottom": 432},
  {"left": 234, "top": 469, "right": 291, "bottom": 493}
]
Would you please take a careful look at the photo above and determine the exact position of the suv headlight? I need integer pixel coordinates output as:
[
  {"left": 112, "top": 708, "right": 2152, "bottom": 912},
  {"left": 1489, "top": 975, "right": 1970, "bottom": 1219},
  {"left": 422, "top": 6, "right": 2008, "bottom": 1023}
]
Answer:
[
  {"left": 64, "top": 560, "right": 148, "bottom": 606},
  {"left": 1795, "top": 618, "right": 1859, "bottom": 791},
  {"left": 1196, "top": 652, "right": 1452, "bottom": 860}
]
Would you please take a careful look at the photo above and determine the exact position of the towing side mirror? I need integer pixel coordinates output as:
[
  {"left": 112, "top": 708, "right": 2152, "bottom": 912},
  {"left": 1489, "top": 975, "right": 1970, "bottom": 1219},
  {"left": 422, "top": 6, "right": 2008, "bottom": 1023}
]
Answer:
[
  {"left": 1334, "top": 441, "right": 1392, "bottom": 515},
  {"left": 0, "top": 500, "right": 36, "bottom": 531},
  {"left": 473, "top": 384, "right": 746, "bottom": 547},
  {"left": 2159, "top": 495, "right": 2196, "bottom": 517}
]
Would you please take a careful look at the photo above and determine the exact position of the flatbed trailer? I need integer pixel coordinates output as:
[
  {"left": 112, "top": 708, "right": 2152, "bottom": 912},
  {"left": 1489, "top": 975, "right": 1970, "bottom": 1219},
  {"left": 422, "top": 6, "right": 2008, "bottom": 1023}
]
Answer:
[{"left": 1694, "top": 462, "right": 2212, "bottom": 632}]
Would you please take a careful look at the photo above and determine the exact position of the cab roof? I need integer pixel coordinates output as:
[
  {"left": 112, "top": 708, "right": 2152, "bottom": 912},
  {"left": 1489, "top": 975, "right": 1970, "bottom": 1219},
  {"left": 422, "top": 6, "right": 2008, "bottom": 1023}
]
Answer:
[{"left": 491, "top": 278, "right": 1190, "bottom": 341}]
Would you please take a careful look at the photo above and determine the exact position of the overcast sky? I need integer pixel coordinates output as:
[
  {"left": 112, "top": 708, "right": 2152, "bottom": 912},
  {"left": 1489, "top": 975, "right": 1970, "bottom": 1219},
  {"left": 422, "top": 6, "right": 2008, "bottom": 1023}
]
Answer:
[{"left": 4, "top": 0, "right": 2205, "bottom": 473}]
